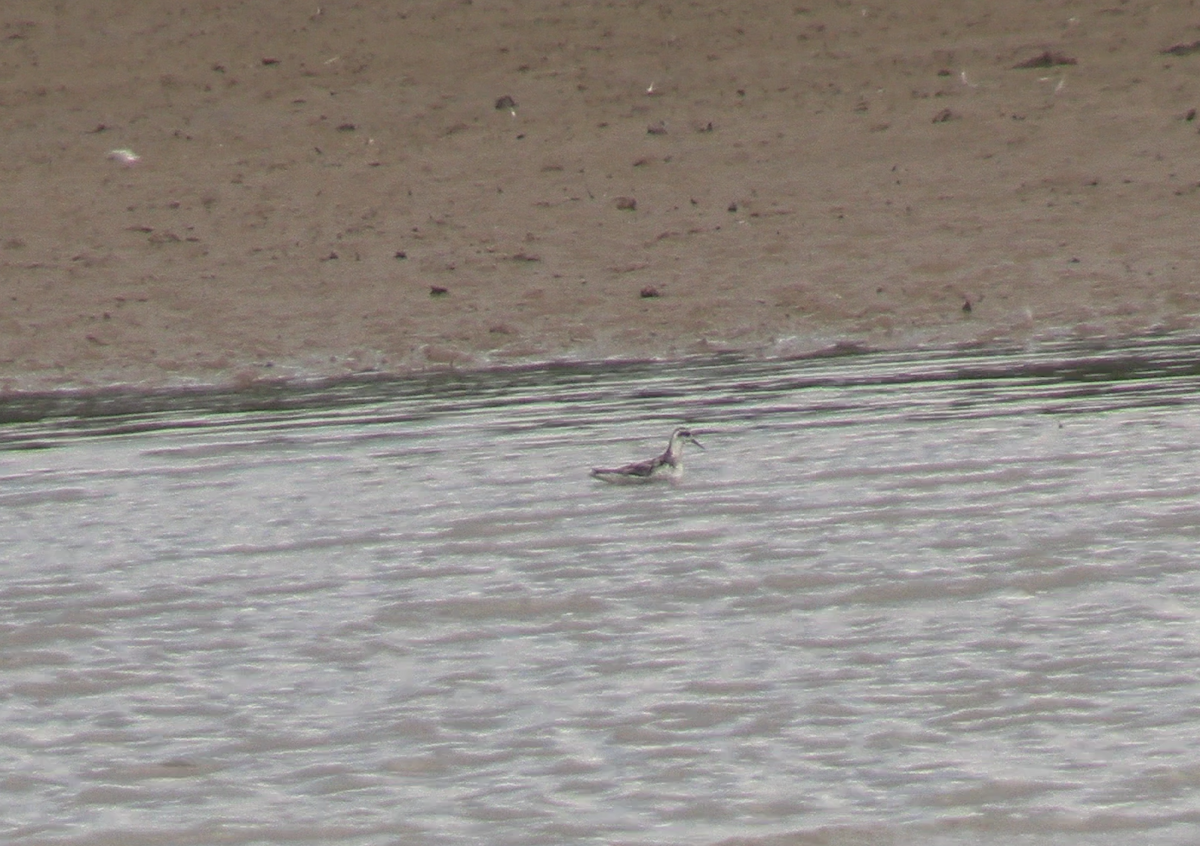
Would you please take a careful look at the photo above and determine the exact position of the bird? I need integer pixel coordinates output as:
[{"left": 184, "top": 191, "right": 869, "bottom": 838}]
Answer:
[{"left": 590, "top": 427, "right": 704, "bottom": 484}]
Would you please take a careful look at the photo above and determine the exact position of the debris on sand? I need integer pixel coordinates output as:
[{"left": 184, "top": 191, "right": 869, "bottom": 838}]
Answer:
[
  {"left": 1012, "top": 51, "right": 1077, "bottom": 69},
  {"left": 106, "top": 148, "right": 141, "bottom": 165},
  {"left": 1162, "top": 40, "right": 1200, "bottom": 56}
]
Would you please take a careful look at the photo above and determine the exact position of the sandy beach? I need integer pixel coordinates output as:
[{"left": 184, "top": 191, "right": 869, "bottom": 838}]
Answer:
[{"left": 3, "top": 0, "right": 1200, "bottom": 393}]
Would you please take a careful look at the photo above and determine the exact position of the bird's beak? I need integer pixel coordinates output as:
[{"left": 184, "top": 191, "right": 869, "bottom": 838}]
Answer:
[{"left": 689, "top": 436, "right": 705, "bottom": 451}]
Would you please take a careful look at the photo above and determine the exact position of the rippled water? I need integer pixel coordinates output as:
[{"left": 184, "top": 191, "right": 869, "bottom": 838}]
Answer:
[{"left": 4, "top": 337, "right": 1200, "bottom": 845}]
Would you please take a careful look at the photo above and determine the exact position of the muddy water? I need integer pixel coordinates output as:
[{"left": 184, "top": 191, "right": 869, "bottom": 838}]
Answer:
[{"left": 4, "top": 337, "right": 1200, "bottom": 845}]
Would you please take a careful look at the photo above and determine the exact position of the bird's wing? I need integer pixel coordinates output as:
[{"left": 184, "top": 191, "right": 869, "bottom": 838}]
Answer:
[
  {"left": 592, "top": 457, "right": 658, "bottom": 477},
  {"left": 620, "top": 458, "right": 660, "bottom": 476}
]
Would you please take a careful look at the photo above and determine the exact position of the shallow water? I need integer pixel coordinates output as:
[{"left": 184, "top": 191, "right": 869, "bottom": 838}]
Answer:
[{"left": 4, "top": 337, "right": 1200, "bottom": 845}]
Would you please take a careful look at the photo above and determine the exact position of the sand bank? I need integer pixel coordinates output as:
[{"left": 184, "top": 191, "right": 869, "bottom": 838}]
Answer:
[{"left": 3, "top": 1, "right": 1200, "bottom": 393}]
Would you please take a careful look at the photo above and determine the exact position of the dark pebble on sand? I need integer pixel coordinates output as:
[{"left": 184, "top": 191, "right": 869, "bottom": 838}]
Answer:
[
  {"left": 1012, "top": 51, "right": 1077, "bottom": 69},
  {"left": 1162, "top": 40, "right": 1200, "bottom": 56}
]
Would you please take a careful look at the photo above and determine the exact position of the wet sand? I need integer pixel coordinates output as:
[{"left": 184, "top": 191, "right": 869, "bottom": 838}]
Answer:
[{"left": 3, "top": 0, "right": 1200, "bottom": 393}]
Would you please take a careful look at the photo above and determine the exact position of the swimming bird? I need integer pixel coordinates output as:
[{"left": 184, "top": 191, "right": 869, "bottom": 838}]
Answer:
[{"left": 590, "top": 427, "right": 704, "bottom": 484}]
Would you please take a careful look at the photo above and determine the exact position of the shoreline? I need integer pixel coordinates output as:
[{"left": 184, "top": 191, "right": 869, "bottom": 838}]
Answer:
[{"left": 4, "top": 326, "right": 1198, "bottom": 426}]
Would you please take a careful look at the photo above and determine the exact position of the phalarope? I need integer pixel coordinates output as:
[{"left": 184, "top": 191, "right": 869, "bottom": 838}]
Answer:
[{"left": 590, "top": 427, "right": 704, "bottom": 484}]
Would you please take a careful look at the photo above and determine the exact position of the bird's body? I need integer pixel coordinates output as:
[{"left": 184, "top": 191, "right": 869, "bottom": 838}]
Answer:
[{"left": 590, "top": 427, "right": 704, "bottom": 484}]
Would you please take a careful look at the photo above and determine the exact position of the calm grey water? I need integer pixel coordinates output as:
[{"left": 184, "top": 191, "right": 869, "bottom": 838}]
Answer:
[{"left": 4, "top": 338, "right": 1200, "bottom": 846}]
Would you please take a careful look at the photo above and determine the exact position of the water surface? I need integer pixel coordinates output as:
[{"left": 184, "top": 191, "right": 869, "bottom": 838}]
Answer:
[{"left": 4, "top": 337, "right": 1200, "bottom": 845}]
